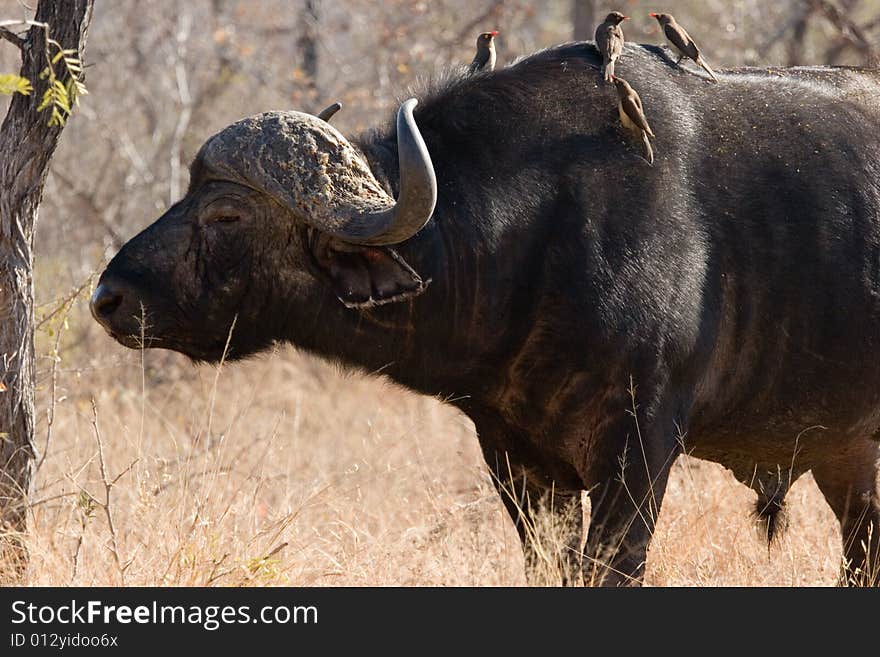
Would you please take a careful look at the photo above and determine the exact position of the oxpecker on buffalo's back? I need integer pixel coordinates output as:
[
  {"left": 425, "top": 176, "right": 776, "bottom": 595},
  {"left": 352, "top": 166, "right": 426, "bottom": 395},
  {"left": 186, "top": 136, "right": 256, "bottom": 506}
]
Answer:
[
  {"left": 613, "top": 76, "right": 655, "bottom": 164},
  {"left": 650, "top": 12, "right": 718, "bottom": 82},
  {"left": 595, "top": 11, "right": 628, "bottom": 82},
  {"left": 469, "top": 30, "right": 498, "bottom": 74}
]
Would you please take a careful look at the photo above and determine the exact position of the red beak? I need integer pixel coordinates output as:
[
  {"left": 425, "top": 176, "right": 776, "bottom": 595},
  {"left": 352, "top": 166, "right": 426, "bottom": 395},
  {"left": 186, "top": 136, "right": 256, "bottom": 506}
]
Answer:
[
  {"left": 623, "top": 16, "right": 630, "bottom": 20},
  {"left": 490, "top": 30, "right": 499, "bottom": 36},
  {"left": 649, "top": 12, "right": 658, "bottom": 17}
]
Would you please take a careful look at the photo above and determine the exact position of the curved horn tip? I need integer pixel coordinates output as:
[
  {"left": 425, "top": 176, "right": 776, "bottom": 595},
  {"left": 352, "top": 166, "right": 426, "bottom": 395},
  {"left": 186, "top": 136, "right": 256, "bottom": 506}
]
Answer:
[
  {"left": 316, "top": 96, "right": 436, "bottom": 247},
  {"left": 317, "top": 101, "right": 342, "bottom": 122},
  {"left": 393, "top": 96, "right": 437, "bottom": 232}
]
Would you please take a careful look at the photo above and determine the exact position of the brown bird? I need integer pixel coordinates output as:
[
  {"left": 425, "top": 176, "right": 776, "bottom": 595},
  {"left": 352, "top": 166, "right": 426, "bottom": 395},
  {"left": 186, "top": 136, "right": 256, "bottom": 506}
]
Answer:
[
  {"left": 594, "top": 11, "right": 629, "bottom": 83},
  {"left": 650, "top": 12, "right": 718, "bottom": 82},
  {"left": 469, "top": 31, "right": 498, "bottom": 74},
  {"left": 612, "top": 76, "right": 655, "bottom": 165}
]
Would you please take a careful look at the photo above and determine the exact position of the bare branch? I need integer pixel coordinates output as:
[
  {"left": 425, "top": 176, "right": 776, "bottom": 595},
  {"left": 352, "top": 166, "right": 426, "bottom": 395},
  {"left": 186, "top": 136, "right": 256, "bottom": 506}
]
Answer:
[
  {"left": 437, "top": 1, "right": 507, "bottom": 51},
  {"left": 0, "top": 26, "right": 25, "bottom": 49},
  {"left": 48, "top": 166, "right": 125, "bottom": 248},
  {"left": 34, "top": 272, "right": 97, "bottom": 476},
  {"left": 825, "top": 12, "right": 880, "bottom": 62},
  {"left": 811, "top": 0, "right": 880, "bottom": 65},
  {"left": 90, "top": 399, "right": 137, "bottom": 586},
  {"left": 0, "top": 19, "right": 46, "bottom": 28}
]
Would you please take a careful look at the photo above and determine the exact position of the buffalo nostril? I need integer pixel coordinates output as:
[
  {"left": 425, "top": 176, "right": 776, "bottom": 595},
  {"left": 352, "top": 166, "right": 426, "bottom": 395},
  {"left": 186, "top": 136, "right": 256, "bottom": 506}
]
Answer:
[
  {"left": 96, "top": 293, "right": 122, "bottom": 318},
  {"left": 90, "top": 283, "right": 123, "bottom": 322}
]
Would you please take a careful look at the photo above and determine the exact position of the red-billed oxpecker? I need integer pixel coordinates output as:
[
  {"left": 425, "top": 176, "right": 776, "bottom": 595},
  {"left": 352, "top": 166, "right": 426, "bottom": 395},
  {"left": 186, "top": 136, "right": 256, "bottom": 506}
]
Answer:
[
  {"left": 650, "top": 12, "right": 718, "bottom": 82},
  {"left": 595, "top": 11, "right": 628, "bottom": 83},
  {"left": 469, "top": 31, "right": 498, "bottom": 74},
  {"left": 613, "top": 75, "right": 655, "bottom": 166}
]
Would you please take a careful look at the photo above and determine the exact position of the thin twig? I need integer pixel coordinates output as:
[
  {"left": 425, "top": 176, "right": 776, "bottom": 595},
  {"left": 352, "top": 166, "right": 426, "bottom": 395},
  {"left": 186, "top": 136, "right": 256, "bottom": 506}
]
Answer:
[
  {"left": 438, "top": 1, "right": 507, "bottom": 50},
  {"left": 0, "top": 19, "right": 47, "bottom": 28},
  {"left": 35, "top": 273, "right": 96, "bottom": 330},
  {"left": 48, "top": 166, "right": 125, "bottom": 248},
  {"left": 626, "top": 376, "right": 658, "bottom": 526},
  {"left": 90, "top": 399, "right": 138, "bottom": 585},
  {"left": 35, "top": 276, "right": 96, "bottom": 474},
  {"left": 206, "top": 552, "right": 230, "bottom": 585},
  {"left": 205, "top": 314, "right": 237, "bottom": 439},
  {"left": 0, "top": 25, "right": 24, "bottom": 48},
  {"left": 169, "top": 12, "right": 193, "bottom": 204},
  {"left": 69, "top": 533, "right": 84, "bottom": 585},
  {"left": 29, "top": 490, "right": 78, "bottom": 507},
  {"left": 811, "top": 0, "right": 880, "bottom": 64}
]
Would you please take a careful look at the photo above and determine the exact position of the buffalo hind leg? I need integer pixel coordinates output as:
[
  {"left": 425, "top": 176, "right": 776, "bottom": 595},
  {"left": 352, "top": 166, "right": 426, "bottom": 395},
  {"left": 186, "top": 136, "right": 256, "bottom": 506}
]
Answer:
[
  {"left": 584, "top": 434, "right": 679, "bottom": 586},
  {"left": 812, "top": 442, "right": 880, "bottom": 586}
]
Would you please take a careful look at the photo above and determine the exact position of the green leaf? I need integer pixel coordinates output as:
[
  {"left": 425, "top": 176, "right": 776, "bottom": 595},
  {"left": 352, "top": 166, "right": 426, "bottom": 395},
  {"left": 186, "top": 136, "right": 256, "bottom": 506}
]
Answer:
[
  {"left": 32, "top": 39, "right": 88, "bottom": 126},
  {"left": 48, "top": 106, "right": 65, "bottom": 127},
  {"left": 0, "top": 73, "right": 33, "bottom": 96},
  {"left": 66, "top": 79, "right": 85, "bottom": 107},
  {"left": 36, "top": 87, "right": 53, "bottom": 112}
]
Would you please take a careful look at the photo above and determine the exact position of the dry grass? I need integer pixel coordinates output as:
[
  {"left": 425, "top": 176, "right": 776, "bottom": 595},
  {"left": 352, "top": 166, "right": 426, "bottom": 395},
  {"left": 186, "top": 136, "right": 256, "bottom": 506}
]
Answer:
[{"left": 0, "top": 283, "right": 850, "bottom": 586}]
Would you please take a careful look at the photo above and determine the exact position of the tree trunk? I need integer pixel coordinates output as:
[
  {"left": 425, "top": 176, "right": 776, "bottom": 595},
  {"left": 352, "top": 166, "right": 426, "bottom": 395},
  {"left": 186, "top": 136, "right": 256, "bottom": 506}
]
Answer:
[
  {"left": 786, "top": 0, "right": 814, "bottom": 65},
  {"left": 298, "top": 0, "right": 319, "bottom": 97},
  {"left": 572, "top": 0, "right": 598, "bottom": 40},
  {"left": 0, "top": 0, "right": 93, "bottom": 575}
]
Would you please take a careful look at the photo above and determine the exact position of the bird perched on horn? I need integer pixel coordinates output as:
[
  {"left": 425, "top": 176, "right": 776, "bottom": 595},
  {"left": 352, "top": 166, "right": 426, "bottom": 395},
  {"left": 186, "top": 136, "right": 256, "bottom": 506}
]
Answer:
[
  {"left": 595, "top": 11, "right": 628, "bottom": 83},
  {"left": 650, "top": 12, "right": 718, "bottom": 82}
]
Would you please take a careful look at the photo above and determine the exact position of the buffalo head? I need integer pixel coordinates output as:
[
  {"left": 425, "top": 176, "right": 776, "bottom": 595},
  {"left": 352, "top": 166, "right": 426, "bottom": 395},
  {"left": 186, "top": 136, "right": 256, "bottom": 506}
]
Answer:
[{"left": 90, "top": 99, "right": 436, "bottom": 362}]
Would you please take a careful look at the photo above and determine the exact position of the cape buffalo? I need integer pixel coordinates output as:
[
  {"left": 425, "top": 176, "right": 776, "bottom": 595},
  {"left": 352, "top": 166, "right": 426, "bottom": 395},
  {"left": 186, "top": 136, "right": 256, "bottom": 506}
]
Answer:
[{"left": 90, "top": 42, "right": 880, "bottom": 585}]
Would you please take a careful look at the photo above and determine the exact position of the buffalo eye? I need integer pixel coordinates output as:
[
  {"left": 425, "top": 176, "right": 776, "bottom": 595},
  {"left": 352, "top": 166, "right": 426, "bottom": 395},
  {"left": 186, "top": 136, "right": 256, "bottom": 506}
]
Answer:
[
  {"left": 199, "top": 188, "right": 252, "bottom": 226},
  {"left": 208, "top": 214, "right": 240, "bottom": 224},
  {"left": 201, "top": 201, "right": 245, "bottom": 226}
]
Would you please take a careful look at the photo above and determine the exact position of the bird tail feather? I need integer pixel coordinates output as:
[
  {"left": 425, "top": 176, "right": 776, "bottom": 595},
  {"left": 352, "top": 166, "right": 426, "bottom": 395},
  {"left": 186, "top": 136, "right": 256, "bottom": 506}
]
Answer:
[
  {"left": 641, "top": 131, "right": 654, "bottom": 166},
  {"left": 697, "top": 57, "right": 718, "bottom": 83},
  {"left": 604, "top": 60, "right": 614, "bottom": 82}
]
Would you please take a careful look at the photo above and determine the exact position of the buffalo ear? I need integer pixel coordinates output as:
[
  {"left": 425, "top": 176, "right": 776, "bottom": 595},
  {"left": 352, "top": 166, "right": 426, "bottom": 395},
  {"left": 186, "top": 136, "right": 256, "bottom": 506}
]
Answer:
[{"left": 309, "top": 234, "right": 430, "bottom": 309}]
